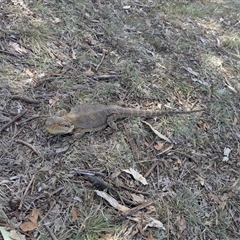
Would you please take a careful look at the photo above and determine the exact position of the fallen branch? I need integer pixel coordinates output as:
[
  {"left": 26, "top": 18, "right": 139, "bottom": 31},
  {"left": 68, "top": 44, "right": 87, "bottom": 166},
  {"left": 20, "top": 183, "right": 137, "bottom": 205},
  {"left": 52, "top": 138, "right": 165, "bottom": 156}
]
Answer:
[{"left": 0, "top": 109, "right": 28, "bottom": 133}]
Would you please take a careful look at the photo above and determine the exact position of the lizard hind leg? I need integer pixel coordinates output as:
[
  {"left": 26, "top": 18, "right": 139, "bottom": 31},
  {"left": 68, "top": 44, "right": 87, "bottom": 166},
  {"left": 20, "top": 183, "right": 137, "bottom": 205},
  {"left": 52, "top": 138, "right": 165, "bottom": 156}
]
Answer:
[{"left": 107, "top": 114, "right": 118, "bottom": 130}]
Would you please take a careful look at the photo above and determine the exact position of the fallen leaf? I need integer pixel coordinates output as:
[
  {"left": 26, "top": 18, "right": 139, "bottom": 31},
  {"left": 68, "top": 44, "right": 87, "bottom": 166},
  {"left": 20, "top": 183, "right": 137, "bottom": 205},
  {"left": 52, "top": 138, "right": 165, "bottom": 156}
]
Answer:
[
  {"left": 20, "top": 208, "right": 39, "bottom": 232},
  {"left": 84, "top": 67, "right": 94, "bottom": 76},
  {"left": 223, "top": 147, "right": 231, "bottom": 162},
  {"left": 71, "top": 207, "right": 78, "bottom": 222},
  {"left": 28, "top": 208, "right": 39, "bottom": 225},
  {"left": 154, "top": 141, "right": 164, "bottom": 151},
  {"left": 145, "top": 19, "right": 151, "bottom": 27},
  {"left": 142, "top": 121, "right": 171, "bottom": 143},
  {"left": 176, "top": 215, "right": 186, "bottom": 233},
  {"left": 122, "top": 168, "right": 148, "bottom": 185},
  {"left": 53, "top": 18, "right": 61, "bottom": 23},
  {"left": 197, "top": 120, "right": 210, "bottom": 130},
  {"left": 144, "top": 217, "right": 165, "bottom": 230},
  {"left": 71, "top": 48, "right": 76, "bottom": 60},
  {"left": 9, "top": 42, "right": 28, "bottom": 54},
  {"left": 233, "top": 117, "right": 238, "bottom": 125},
  {"left": 146, "top": 236, "right": 157, "bottom": 240},
  {"left": 198, "top": 176, "right": 205, "bottom": 186},
  {"left": 55, "top": 144, "right": 70, "bottom": 153},
  {"left": 0, "top": 226, "right": 11, "bottom": 240},
  {"left": 25, "top": 69, "right": 34, "bottom": 78},
  {"left": 95, "top": 190, "right": 130, "bottom": 212},
  {"left": 20, "top": 221, "right": 37, "bottom": 232},
  {"left": 9, "top": 230, "right": 26, "bottom": 240},
  {"left": 208, "top": 193, "right": 221, "bottom": 204},
  {"left": 49, "top": 93, "right": 60, "bottom": 106},
  {"left": 99, "top": 233, "right": 114, "bottom": 240},
  {"left": 131, "top": 193, "right": 145, "bottom": 203}
]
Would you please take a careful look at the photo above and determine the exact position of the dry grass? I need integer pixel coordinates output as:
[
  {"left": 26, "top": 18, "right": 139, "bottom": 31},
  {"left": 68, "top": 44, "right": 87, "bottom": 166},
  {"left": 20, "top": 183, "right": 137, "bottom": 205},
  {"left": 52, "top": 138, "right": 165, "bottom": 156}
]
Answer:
[{"left": 0, "top": 0, "right": 240, "bottom": 239}]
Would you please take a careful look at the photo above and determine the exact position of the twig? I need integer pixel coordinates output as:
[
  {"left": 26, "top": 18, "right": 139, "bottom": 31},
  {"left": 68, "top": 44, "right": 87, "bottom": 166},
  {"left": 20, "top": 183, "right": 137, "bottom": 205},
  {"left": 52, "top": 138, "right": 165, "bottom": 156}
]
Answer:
[
  {"left": 18, "top": 174, "right": 35, "bottom": 210},
  {"left": 0, "top": 49, "right": 19, "bottom": 58},
  {"left": 16, "top": 139, "right": 39, "bottom": 155},
  {"left": 44, "top": 223, "right": 58, "bottom": 240},
  {"left": 12, "top": 95, "right": 41, "bottom": 104},
  {"left": 96, "top": 51, "right": 106, "bottom": 71},
  {"left": 16, "top": 115, "right": 39, "bottom": 125},
  {"left": 2, "top": 110, "right": 17, "bottom": 116},
  {"left": 167, "top": 207, "right": 170, "bottom": 240},
  {"left": 156, "top": 144, "right": 174, "bottom": 156},
  {"left": 168, "top": 150, "right": 197, "bottom": 163},
  {"left": 0, "top": 109, "right": 28, "bottom": 133},
  {"left": 39, "top": 187, "right": 64, "bottom": 224},
  {"left": 11, "top": 127, "right": 24, "bottom": 140},
  {"left": 124, "top": 124, "right": 139, "bottom": 161},
  {"left": 122, "top": 200, "right": 153, "bottom": 216},
  {"left": 93, "top": 74, "right": 122, "bottom": 80},
  {"left": 144, "top": 163, "right": 157, "bottom": 178},
  {"left": 118, "top": 185, "right": 150, "bottom": 196}
]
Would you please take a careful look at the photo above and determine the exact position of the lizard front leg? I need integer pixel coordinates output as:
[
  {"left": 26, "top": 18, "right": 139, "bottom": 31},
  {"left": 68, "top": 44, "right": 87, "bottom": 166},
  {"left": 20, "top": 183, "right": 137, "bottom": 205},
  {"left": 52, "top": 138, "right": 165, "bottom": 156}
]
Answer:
[
  {"left": 73, "top": 129, "right": 86, "bottom": 138},
  {"left": 107, "top": 114, "right": 118, "bottom": 130}
]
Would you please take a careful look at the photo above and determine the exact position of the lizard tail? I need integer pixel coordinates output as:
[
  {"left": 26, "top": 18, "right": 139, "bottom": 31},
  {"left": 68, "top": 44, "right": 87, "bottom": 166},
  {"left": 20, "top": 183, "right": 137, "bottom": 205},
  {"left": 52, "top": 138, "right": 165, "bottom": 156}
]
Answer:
[{"left": 118, "top": 107, "right": 204, "bottom": 118}]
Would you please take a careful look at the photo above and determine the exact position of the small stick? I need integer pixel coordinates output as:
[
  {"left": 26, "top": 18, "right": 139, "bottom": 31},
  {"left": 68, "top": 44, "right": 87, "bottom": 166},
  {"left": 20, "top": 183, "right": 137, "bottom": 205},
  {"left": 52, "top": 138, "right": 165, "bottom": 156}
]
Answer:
[
  {"left": 16, "top": 139, "right": 39, "bottom": 155},
  {"left": 17, "top": 115, "right": 39, "bottom": 125},
  {"left": 39, "top": 216, "right": 58, "bottom": 240},
  {"left": 96, "top": 51, "right": 106, "bottom": 71},
  {"left": 0, "top": 49, "right": 19, "bottom": 58},
  {"left": 144, "top": 163, "right": 157, "bottom": 178},
  {"left": 18, "top": 174, "right": 35, "bottom": 210},
  {"left": 122, "top": 200, "right": 153, "bottom": 216},
  {"left": 93, "top": 74, "right": 122, "bottom": 80},
  {"left": 118, "top": 185, "right": 150, "bottom": 196},
  {"left": 168, "top": 150, "right": 197, "bottom": 163},
  {"left": 0, "top": 109, "right": 28, "bottom": 133},
  {"left": 124, "top": 124, "right": 139, "bottom": 161},
  {"left": 12, "top": 95, "right": 41, "bottom": 104}
]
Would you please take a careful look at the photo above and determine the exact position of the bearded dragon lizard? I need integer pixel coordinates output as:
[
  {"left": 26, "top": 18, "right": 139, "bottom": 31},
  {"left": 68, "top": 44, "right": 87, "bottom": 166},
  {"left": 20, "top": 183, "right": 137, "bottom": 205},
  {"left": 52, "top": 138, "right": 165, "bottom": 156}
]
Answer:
[{"left": 45, "top": 104, "right": 203, "bottom": 137}]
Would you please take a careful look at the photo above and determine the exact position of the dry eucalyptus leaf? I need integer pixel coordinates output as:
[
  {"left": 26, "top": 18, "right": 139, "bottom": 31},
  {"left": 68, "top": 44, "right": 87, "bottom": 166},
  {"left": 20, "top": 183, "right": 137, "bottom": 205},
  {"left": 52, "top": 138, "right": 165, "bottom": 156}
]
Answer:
[
  {"left": 9, "top": 42, "right": 28, "bottom": 54},
  {"left": 95, "top": 190, "right": 130, "bottom": 212},
  {"left": 0, "top": 226, "right": 11, "bottom": 240},
  {"left": 84, "top": 67, "right": 94, "bottom": 76},
  {"left": 49, "top": 93, "right": 60, "bottom": 106},
  {"left": 9, "top": 230, "right": 26, "bottom": 240},
  {"left": 20, "top": 221, "right": 37, "bottom": 232},
  {"left": 71, "top": 207, "right": 78, "bottom": 222},
  {"left": 28, "top": 208, "right": 39, "bottom": 225},
  {"left": 122, "top": 168, "right": 148, "bottom": 185},
  {"left": 131, "top": 193, "right": 145, "bottom": 203},
  {"left": 144, "top": 217, "right": 166, "bottom": 230},
  {"left": 154, "top": 141, "right": 164, "bottom": 151},
  {"left": 142, "top": 121, "right": 171, "bottom": 143}
]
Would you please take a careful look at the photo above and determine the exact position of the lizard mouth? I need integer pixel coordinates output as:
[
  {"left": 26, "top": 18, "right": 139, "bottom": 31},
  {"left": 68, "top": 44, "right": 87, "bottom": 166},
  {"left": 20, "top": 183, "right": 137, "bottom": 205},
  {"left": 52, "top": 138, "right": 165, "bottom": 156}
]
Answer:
[{"left": 45, "top": 123, "right": 75, "bottom": 135}]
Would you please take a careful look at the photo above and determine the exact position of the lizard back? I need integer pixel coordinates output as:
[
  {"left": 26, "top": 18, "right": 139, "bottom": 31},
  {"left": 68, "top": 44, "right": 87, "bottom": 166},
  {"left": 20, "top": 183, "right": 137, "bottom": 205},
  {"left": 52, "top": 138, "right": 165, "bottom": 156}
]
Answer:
[{"left": 68, "top": 104, "right": 202, "bottom": 129}]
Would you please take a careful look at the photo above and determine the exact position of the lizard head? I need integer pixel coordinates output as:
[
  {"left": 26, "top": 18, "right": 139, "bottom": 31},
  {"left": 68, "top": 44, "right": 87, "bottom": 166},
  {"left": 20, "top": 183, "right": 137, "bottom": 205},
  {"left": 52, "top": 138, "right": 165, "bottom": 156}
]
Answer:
[{"left": 45, "top": 116, "right": 74, "bottom": 135}]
